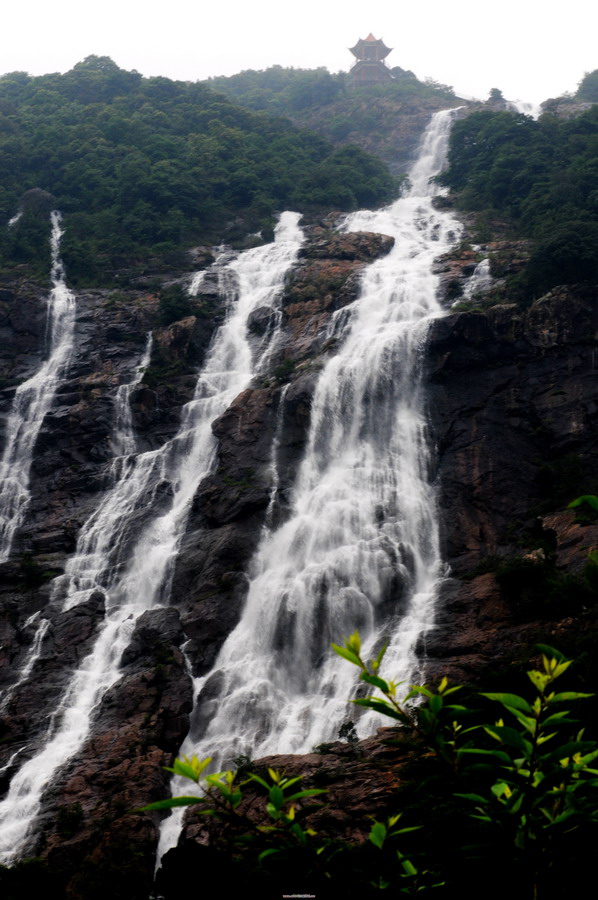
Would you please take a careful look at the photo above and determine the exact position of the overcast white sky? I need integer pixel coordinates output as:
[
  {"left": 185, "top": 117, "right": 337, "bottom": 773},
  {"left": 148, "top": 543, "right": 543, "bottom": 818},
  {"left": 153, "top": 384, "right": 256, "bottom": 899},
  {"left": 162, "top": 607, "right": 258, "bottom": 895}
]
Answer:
[{"left": 2, "top": 0, "right": 596, "bottom": 105}]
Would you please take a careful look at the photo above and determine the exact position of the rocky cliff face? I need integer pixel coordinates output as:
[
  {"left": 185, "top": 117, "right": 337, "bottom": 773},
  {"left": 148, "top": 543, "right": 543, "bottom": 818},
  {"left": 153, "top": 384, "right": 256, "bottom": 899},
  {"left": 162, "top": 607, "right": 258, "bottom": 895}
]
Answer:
[
  {"left": 0, "top": 226, "right": 393, "bottom": 897},
  {"left": 425, "top": 285, "right": 598, "bottom": 679},
  {"left": 0, "top": 215, "right": 597, "bottom": 898}
]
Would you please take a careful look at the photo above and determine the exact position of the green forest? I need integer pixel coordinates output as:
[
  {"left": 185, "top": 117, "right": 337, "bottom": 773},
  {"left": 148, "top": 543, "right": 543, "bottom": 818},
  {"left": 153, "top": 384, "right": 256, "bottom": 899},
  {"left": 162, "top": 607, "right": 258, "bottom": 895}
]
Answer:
[
  {"left": 0, "top": 56, "right": 397, "bottom": 285},
  {"left": 207, "top": 64, "right": 456, "bottom": 115},
  {"left": 441, "top": 78, "right": 598, "bottom": 298}
]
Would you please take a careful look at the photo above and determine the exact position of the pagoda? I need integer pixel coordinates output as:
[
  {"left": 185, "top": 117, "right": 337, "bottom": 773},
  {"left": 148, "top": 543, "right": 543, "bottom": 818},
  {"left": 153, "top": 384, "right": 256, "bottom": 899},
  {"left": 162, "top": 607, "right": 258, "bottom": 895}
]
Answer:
[{"left": 349, "top": 34, "right": 393, "bottom": 84}]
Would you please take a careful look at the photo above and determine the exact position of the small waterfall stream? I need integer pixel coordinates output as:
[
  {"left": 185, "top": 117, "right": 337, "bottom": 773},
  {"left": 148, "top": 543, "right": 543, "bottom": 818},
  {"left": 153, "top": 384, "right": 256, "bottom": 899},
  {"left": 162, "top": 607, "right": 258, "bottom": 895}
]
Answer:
[
  {"left": 112, "top": 331, "right": 153, "bottom": 459},
  {"left": 0, "top": 212, "right": 304, "bottom": 864},
  {"left": 157, "top": 108, "right": 463, "bottom": 860},
  {"left": 0, "top": 212, "right": 77, "bottom": 562},
  {"left": 462, "top": 257, "right": 493, "bottom": 301}
]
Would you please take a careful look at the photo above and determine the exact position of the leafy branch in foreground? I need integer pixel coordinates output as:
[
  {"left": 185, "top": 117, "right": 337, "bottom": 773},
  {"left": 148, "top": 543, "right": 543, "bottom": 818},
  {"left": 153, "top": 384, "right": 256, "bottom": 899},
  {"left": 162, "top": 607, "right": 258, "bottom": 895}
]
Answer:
[
  {"left": 142, "top": 736, "right": 429, "bottom": 893},
  {"left": 333, "top": 634, "right": 598, "bottom": 898},
  {"left": 143, "top": 638, "right": 598, "bottom": 898}
]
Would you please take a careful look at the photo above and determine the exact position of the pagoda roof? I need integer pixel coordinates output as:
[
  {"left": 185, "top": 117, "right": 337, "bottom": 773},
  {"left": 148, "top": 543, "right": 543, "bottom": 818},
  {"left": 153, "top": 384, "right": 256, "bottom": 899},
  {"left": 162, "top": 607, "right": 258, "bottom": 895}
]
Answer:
[{"left": 349, "top": 35, "right": 392, "bottom": 59}]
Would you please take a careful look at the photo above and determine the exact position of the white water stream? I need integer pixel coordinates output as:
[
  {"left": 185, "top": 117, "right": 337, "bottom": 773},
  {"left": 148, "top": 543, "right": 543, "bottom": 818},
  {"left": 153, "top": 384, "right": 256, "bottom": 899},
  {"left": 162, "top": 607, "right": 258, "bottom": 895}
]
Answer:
[
  {"left": 0, "top": 212, "right": 77, "bottom": 562},
  {"left": 462, "top": 257, "right": 493, "bottom": 302},
  {"left": 112, "top": 332, "right": 153, "bottom": 458},
  {"left": 157, "top": 108, "right": 463, "bottom": 861},
  {"left": 0, "top": 212, "right": 304, "bottom": 864}
]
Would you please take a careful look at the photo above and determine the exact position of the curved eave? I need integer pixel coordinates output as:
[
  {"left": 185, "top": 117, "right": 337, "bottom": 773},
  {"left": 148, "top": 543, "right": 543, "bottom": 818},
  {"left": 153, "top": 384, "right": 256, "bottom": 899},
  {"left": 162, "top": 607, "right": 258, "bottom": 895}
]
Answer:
[{"left": 349, "top": 39, "right": 392, "bottom": 59}]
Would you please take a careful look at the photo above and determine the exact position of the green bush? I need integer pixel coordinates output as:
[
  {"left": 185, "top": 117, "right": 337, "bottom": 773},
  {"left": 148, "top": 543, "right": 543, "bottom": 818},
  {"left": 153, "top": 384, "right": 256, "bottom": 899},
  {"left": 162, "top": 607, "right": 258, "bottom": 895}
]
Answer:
[{"left": 146, "top": 640, "right": 598, "bottom": 898}]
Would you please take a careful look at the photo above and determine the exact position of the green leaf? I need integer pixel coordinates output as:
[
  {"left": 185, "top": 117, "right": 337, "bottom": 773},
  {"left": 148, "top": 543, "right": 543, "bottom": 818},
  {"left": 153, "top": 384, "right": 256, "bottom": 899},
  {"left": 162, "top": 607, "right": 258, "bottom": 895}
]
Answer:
[
  {"left": 542, "top": 712, "right": 578, "bottom": 728},
  {"left": 459, "top": 748, "right": 513, "bottom": 764},
  {"left": 429, "top": 694, "right": 443, "bottom": 715},
  {"left": 544, "top": 741, "right": 596, "bottom": 763},
  {"left": 373, "top": 641, "right": 389, "bottom": 670},
  {"left": 443, "top": 685, "right": 463, "bottom": 696},
  {"left": 258, "top": 848, "right": 281, "bottom": 863},
  {"left": 361, "top": 672, "right": 390, "bottom": 693},
  {"left": 506, "top": 708, "right": 538, "bottom": 734},
  {"left": 331, "top": 643, "right": 362, "bottom": 667},
  {"left": 137, "top": 796, "right": 204, "bottom": 811},
  {"left": 535, "top": 644, "right": 566, "bottom": 663},
  {"left": 369, "top": 821, "right": 387, "bottom": 849},
  {"left": 347, "top": 630, "right": 362, "bottom": 654},
  {"left": 576, "top": 748, "right": 598, "bottom": 766},
  {"left": 567, "top": 495, "right": 598, "bottom": 511},
  {"left": 481, "top": 693, "right": 533, "bottom": 714},
  {"left": 400, "top": 858, "right": 418, "bottom": 876},
  {"left": 550, "top": 692, "right": 594, "bottom": 702},
  {"left": 230, "top": 791, "right": 243, "bottom": 808},
  {"left": 407, "top": 685, "right": 434, "bottom": 699},
  {"left": 352, "top": 698, "right": 410, "bottom": 723},
  {"left": 286, "top": 789, "right": 327, "bottom": 801},
  {"left": 491, "top": 782, "right": 512, "bottom": 799},
  {"left": 528, "top": 670, "right": 551, "bottom": 692},
  {"left": 279, "top": 776, "right": 302, "bottom": 789},
  {"left": 484, "top": 725, "right": 533, "bottom": 755},
  {"left": 455, "top": 793, "right": 488, "bottom": 804},
  {"left": 537, "top": 731, "right": 559, "bottom": 745},
  {"left": 248, "top": 773, "right": 270, "bottom": 790},
  {"left": 269, "top": 785, "right": 284, "bottom": 809}
]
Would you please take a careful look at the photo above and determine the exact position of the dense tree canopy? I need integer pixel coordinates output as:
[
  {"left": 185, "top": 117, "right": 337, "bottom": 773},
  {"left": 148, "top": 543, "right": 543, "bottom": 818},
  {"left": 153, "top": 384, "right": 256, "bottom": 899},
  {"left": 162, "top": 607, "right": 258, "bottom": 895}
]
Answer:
[
  {"left": 577, "top": 69, "right": 598, "bottom": 102},
  {"left": 0, "top": 57, "right": 398, "bottom": 285},
  {"left": 207, "top": 65, "right": 457, "bottom": 148},
  {"left": 441, "top": 105, "right": 598, "bottom": 296}
]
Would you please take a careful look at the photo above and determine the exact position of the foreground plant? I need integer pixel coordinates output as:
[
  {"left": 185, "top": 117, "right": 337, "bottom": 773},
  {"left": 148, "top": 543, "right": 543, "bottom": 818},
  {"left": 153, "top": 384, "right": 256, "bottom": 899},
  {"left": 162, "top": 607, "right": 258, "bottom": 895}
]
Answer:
[
  {"left": 333, "top": 634, "right": 598, "bottom": 898},
  {"left": 143, "top": 736, "right": 429, "bottom": 893},
  {"left": 143, "top": 639, "right": 598, "bottom": 898}
]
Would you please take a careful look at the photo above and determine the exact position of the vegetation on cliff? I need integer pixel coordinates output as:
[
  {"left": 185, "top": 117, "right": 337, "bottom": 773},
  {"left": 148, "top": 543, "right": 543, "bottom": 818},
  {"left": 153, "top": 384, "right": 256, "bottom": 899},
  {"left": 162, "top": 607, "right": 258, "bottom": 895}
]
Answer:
[
  {"left": 207, "top": 65, "right": 461, "bottom": 170},
  {"left": 441, "top": 103, "right": 598, "bottom": 298},
  {"left": 206, "top": 64, "right": 457, "bottom": 120},
  {"left": 146, "top": 642, "right": 598, "bottom": 899},
  {"left": 0, "top": 56, "right": 397, "bottom": 286}
]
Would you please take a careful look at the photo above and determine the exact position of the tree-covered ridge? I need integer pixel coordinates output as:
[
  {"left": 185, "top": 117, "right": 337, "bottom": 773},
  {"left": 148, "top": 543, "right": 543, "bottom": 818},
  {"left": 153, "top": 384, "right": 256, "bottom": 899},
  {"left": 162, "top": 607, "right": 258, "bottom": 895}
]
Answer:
[
  {"left": 206, "top": 65, "right": 456, "bottom": 115},
  {"left": 207, "top": 65, "right": 458, "bottom": 147},
  {"left": 0, "top": 56, "right": 398, "bottom": 285},
  {"left": 441, "top": 104, "right": 598, "bottom": 296}
]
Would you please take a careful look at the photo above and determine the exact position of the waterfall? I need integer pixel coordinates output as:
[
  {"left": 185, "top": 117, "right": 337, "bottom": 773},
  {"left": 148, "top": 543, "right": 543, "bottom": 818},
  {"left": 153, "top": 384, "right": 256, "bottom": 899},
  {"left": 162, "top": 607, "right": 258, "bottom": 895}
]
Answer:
[
  {"left": 0, "top": 212, "right": 304, "bottom": 864},
  {"left": 111, "top": 332, "right": 153, "bottom": 458},
  {"left": 7, "top": 211, "right": 22, "bottom": 229},
  {"left": 0, "top": 613, "right": 50, "bottom": 715},
  {"left": 509, "top": 99, "right": 542, "bottom": 120},
  {"left": 157, "top": 109, "right": 462, "bottom": 860},
  {"left": 462, "top": 257, "right": 492, "bottom": 302},
  {"left": 0, "top": 211, "right": 77, "bottom": 562}
]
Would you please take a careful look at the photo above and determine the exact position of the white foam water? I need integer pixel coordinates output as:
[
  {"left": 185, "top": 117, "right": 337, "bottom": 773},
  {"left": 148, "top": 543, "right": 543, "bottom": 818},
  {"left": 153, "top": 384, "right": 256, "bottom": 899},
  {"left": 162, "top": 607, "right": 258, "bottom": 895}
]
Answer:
[
  {"left": 157, "top": 108, "right": 464, "bottom": 862},
  {"left": 0, "top": 212, "right": 77, "bottom": 562},
  {"left": 0, "top": 212, "right": 304, "bottom": 864}
]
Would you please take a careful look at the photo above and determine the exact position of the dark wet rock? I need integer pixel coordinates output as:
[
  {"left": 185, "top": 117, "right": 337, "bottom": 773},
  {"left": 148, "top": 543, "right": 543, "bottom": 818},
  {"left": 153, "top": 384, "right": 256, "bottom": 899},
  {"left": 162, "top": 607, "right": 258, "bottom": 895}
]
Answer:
[{"left": 1, "top": 217, "right": 598, "bottom": 899}]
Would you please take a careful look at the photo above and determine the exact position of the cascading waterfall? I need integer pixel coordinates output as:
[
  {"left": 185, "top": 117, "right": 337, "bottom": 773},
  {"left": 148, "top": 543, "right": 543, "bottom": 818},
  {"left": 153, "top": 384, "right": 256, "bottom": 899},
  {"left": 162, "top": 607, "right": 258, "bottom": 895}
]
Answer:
[
  {"left": 112, "top": 332, "right": 153, "bottom": 458},
  {"left": 157, "top": 108, "right": 463, "bottom": 860},
  {"left": 0, "top": 212, "right": 304, "bottom": 864},
  {"left": 509, "top": 99, "right": 542, "bottom": 120},
  {"left": 0, "top": 211, "right": 77, "bottom": 562},
  {"left": 0, "top": 613, "right": 50, "bottom": 717},
  {"left": 462, "top": 257, "right": 492, "bottom": 301},
  {"left": 7, "top": 211, "right": 22, "bottom": 228}
]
